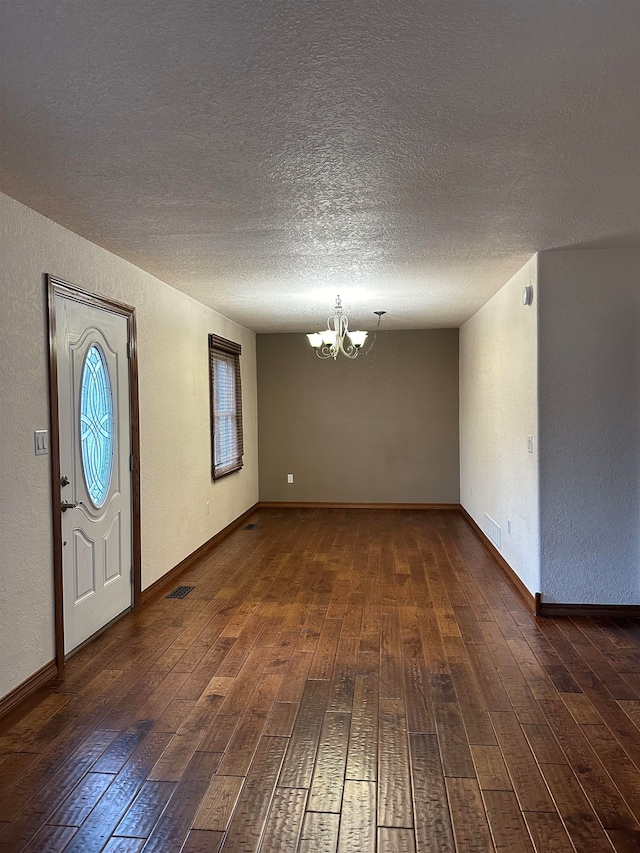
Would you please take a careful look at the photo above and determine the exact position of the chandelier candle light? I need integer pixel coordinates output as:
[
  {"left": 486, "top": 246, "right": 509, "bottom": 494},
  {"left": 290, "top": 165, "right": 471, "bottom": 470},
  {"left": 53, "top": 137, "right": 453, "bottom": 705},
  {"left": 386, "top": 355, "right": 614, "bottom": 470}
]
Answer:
[{"left": 307, "top": 295, "right": 385, "bottom": 360}]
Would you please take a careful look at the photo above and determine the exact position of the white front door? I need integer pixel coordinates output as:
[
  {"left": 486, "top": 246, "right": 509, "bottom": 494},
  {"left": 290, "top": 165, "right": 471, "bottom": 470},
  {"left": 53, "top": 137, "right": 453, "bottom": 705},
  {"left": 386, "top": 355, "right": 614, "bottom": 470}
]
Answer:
[{"left": 55, "top": 294, "right": 133, "bottom": 654}]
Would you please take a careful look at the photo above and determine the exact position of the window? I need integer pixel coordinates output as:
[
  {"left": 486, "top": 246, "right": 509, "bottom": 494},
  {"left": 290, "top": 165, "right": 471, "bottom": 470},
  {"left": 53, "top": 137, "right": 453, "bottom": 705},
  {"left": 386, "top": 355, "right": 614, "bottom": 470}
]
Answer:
[
  {"left": 209, "top": 334, "right": 243, "bottom": 479},
  {"left": 80, "top": 344, "right": 114, "bottom": 507}
]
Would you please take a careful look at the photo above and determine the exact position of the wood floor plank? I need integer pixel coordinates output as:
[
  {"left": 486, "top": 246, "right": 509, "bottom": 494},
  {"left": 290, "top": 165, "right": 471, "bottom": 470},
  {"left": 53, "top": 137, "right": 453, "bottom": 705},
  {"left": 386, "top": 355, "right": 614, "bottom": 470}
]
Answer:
[
  {"left": 537, "top": 697, "right": 640, "bottom": 830},
  {"left": 309, "top": 619, "right": 342, "bottom": 680},
  {"left": 220, "top": 736, "right": 288, "bottom": 853},
  {"left": 328, "top": 637, "right": 358, "bottom": 713},
  {"left": 496, "top": 665, "right": 546, "bottom": 726},
  {"left": 337, "top": 780, "right": 376, "bottom": 853},
  {"left": 279, "top": 679, "right": 330, "bottom": 788},
  {"left": 0, "top": 729, "right": 121, "bottom": 848},
  {"left": 216, "top": 646, "right": 272, "bottom": 715},
  {"left": 0, "top": 753, "right": 39, "bottom": 797},
  {"left": 540, "top": 762, "right": 617, "bottom": 852},
  {"left": 434, "top": 700, "right": 476, "bottom": 778},
  {"left": 198, "top": 714, "right": 241, "bottom": 753},
  {"left": 191, "top": 775, "right": 244, "bottom": 831},
  {"left": 308, "top": 711, "right": 350, "bottom": 812},
  {"left": 260, "top": 787, "right": 307, "bottom": 853},
  {"left": 403, "top": 656, "right": 434, "bottom": 734},
  {"left": 48, "top": 771, "right": 115, "bottom": 826},
  {"left": 409, "top": 733, "right": 455, "bottom": 853},
  {"left": 147, "top": 725, "right": 219, "bottom": 783},
  {"left": 448, "top": 658, "right": 497, "bottom": 745},
  {"left": 522, "top": 812, "right": 576, "bottom": 853},
  {"left": 520, "top": 724, "right": 566, "bottom": 767},
  {"left": 605, "top": 829, "right": 640, "bottom": 853},
  {"left": 180, "top": 829, "right": 224, "bottom": 853},
  {"left": 112, "top": 780, "right": 176, "bottom": 838},
  {"left": 298, "top": 810, "right": 340, "bottom": 853},
  {"left": 215, "top": 674, "right": 283, "bottom": 776},
  {"left": 277, "top": 652, "right": 314, "bottom": 703},
  {"left": 263, "top": 702, "right": 299, "bottom": 738},
  {"left": 465, "top": 644, "right": 512, "bottom": 712},
  {"left": 445, "top": 777, "right": 495, "bottom": 853},
  {"left": 59, "top": 731, "right": 173, "bottom": 853},
  {"left": 131, "top": 750, "right": 221, "bottom": 853},
  {"left": 482, "top": 790, "right": 535, "bottom": 852},
  {"left": 0, "top": 727, "right": 116, "bottom": 818},
  {"left": 470, "top": 745, "right": 513, "bottom": 792},
  {"left": 1, "top": 509, "right": 639, "bottom": 853},
  {"left": 91, "top": 728, "right": 154, "bottom": 774},
  {"left": 93, "top": 837, "right": 145, "bottom": 853},
  {"left": 150, "top": 698, "right": 196, "bottom": 733},
  {"left": 381, "top": 610, "right": 404, "bottom": 699},
  {"left": 378, "top": 827, "right": 417, "bottom": 853},
  {"left": 580, "top": 723, "right": 640, "bottom": 824},
  {"left": 489, "top": 711, "right": 556, "bottom": 813},
  {"left": 378, "top": 701, "right": 413, "bottom": 827},
  {"left": 21, "top": 824, "right": 78, "bottom": 853},
  {"left": 345, "top": 675, "right": 379, "bottom": 782}
]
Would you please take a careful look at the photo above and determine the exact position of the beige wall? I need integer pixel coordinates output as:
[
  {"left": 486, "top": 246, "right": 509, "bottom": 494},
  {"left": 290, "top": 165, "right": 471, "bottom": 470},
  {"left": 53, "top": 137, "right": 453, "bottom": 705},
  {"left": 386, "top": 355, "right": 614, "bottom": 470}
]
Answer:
[
  {"left": 0, "top": 192, "right": 258, "bottom": 701},
  {"left": 257, "top": 330, "right": 459, "bottom": 503},
  {"left": 460, "top": 255, "right": 540, "bottom": 595}
]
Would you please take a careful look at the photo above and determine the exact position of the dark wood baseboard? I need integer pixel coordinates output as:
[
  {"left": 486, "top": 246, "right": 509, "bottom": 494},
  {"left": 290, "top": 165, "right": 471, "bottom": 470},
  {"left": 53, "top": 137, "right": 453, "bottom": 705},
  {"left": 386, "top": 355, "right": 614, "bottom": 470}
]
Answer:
[
  {"left": 535, "top": 593, "right": 640, "bottom": 618},
  {"left": 141, "top": 502, "right": 259, "bottom": 604},
  {"left": 259, "top": 501, "right": 462, "bottom": 511},
  {"left": 0, "top": 660, "right": 58, "bottom": 726},
  {"left": 460, "top": 507, "right": 537, "bottom": 612}
]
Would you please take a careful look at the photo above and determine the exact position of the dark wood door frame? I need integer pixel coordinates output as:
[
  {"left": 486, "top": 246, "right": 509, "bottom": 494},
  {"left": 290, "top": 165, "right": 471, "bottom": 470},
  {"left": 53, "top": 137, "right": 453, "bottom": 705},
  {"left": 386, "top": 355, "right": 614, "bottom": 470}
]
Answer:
[{"left": 47, "top": 275, "right": 142, "bottom": 673}]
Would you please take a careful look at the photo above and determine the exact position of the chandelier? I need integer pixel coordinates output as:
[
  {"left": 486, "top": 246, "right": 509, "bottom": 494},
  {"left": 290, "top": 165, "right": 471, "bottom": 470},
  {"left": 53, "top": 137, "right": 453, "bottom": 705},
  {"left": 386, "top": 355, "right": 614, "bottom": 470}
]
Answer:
[{"left": 307, "top": 295, "right": 385, "bottom": 360}]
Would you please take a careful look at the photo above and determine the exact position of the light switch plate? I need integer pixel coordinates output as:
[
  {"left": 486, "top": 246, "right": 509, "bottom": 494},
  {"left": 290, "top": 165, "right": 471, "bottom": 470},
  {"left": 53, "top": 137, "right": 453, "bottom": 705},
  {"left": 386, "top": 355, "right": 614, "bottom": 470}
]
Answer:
[
  {"left": 287, "top": 473, "right": 294, "bottom": 484},
  {"left": 34, "top": 430, "right": 49, "bottom": 455},
  {"left": 527, "top": 434, "right": 534, "bottom": 453}
]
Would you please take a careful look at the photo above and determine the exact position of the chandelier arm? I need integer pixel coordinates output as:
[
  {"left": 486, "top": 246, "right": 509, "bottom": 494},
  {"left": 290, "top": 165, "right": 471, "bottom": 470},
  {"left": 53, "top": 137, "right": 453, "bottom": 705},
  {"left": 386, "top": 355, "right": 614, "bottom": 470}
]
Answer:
[
  {"left": 315, "top": 346, "right": 333, "bottom": 359},
  {"left": 339, "top": 338, "right": 359, "bottom": 359}
]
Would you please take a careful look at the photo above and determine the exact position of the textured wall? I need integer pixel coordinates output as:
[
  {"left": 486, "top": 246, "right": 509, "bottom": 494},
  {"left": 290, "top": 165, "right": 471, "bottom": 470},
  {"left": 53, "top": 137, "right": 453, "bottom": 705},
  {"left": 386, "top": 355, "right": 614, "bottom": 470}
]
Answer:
[
  {"left": 0, "top": 193, "right": 258, "bottom": 701},
  {"left": 538, "top": 249, "right": 640, "bottom": 605},
  {"left": 459, "top": 256, "right": 540, "bottom": 594},
  {"left": 257, "top": 330, "right": 459, "bottom": 504}
]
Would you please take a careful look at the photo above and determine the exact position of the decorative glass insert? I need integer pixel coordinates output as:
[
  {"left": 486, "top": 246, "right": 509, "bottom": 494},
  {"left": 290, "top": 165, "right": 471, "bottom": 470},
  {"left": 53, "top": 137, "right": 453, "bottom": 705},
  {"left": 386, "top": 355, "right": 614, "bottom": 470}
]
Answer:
[{"left": 80, "top": 344, "right": 114, "bottom": 507}]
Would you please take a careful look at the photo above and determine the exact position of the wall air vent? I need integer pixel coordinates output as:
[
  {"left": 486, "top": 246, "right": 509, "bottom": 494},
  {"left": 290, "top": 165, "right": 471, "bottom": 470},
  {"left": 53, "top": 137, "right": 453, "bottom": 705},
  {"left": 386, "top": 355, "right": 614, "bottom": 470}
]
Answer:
[
  {"left": 244, "top": 523, "right": 259, "bottom": 530},
  {"left": 483, "top": 514, "right": 502, "bottom": 550}
]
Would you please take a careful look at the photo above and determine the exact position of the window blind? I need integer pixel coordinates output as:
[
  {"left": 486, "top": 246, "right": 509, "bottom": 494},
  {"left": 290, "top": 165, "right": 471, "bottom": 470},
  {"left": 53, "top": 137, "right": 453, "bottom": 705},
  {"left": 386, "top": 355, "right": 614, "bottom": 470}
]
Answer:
[{"left": 209, "top": 334, "right": 243, "bottom": 479}]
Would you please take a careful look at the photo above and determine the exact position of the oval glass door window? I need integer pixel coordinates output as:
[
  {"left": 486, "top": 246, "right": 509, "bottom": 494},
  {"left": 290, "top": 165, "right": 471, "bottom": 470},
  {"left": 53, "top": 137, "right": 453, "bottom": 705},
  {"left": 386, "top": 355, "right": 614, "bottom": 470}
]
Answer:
[{"left": 80, "top": 344, "right": 114, "bottom": 507}]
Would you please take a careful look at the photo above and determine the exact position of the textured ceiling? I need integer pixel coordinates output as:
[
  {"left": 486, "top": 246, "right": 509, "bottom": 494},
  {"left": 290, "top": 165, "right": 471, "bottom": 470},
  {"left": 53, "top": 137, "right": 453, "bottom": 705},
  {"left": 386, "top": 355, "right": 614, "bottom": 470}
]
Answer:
[{"left": 1, "top": 1, "right": 638, "bottom": 332}]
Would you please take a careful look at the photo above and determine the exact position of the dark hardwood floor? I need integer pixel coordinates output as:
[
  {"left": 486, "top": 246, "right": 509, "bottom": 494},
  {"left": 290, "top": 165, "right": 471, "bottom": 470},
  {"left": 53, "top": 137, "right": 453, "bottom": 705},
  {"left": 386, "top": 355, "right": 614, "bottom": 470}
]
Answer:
[{"left": 2, "top": 508, "right": 640, "bottom": 852}]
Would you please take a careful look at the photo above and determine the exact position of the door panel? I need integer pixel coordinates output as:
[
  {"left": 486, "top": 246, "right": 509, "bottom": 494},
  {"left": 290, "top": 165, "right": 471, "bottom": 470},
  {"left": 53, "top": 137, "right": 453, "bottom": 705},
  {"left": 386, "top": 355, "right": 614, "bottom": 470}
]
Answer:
[
  {"left": 55, "top": 294, "right": 132, "bottom": 654},
  {"left": 73, "top": 529, "right": 96, "bottom": 602},
  {"left": 104, "top": 514, "right": 122, "bottom": 583}
]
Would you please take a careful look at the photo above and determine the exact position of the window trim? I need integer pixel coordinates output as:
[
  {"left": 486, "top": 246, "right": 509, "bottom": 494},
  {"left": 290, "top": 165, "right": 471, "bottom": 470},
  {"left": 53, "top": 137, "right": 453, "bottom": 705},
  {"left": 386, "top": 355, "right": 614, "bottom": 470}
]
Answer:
[{"left": 209, "top": 334, "right": 243, "bottom": 480}]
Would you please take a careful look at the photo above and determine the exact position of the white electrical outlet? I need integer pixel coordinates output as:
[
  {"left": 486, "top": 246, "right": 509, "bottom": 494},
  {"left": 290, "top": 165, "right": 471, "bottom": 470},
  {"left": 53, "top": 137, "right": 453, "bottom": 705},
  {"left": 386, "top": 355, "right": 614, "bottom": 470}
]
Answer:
[
  {"left": 508, "top": 519, "right": 512, "bottom": 534},
  {"left": 206, "top": 501, "right": 210, "bottom": 515},
  {"left": 527, "top": 434, "right": 534, "bottom": 453},
  {"left": 287, "top": 473, "right": 294, "bottom": 484}
]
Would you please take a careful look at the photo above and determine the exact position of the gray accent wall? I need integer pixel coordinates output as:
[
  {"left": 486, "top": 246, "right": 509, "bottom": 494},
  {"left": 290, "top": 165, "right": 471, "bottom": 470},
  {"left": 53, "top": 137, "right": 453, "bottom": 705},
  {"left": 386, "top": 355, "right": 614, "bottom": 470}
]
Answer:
[{"left": 257, "top": 329, "right": 459, "bottom": 503}]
